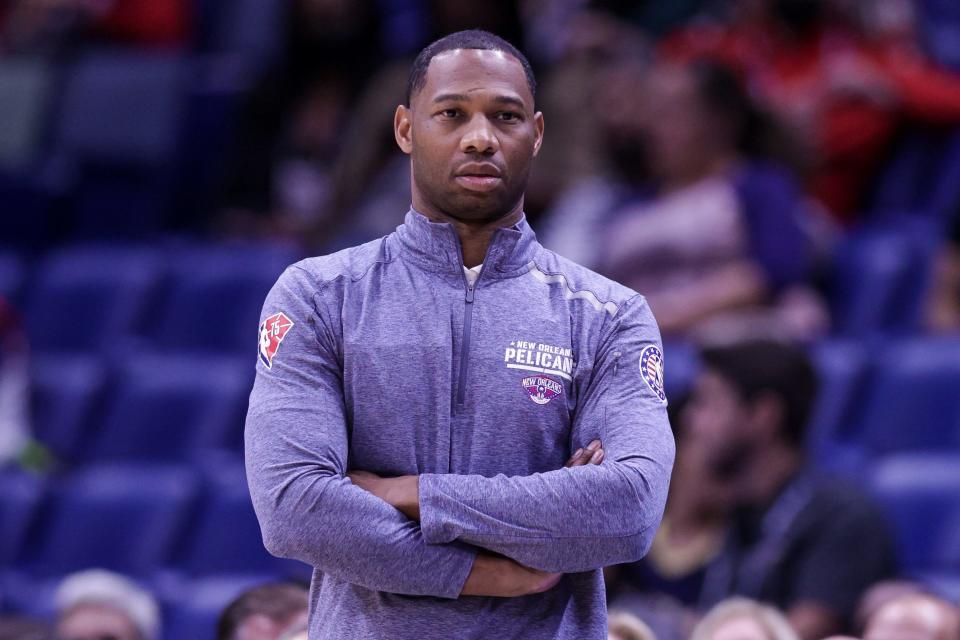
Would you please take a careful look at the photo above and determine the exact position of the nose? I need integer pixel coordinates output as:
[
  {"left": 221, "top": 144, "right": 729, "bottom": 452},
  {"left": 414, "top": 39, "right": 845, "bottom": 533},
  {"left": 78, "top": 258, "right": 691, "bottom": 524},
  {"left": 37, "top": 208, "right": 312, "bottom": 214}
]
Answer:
[{"left": 459, "top": 113, "right": 499, "bottom": 156}]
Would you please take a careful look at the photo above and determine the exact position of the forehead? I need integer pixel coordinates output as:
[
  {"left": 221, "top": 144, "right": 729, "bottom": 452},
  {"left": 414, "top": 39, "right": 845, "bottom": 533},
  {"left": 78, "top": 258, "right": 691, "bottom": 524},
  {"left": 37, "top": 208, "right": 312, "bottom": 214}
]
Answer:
[{"left": 419, "top": 48, "right": 532, "bottom": 106}]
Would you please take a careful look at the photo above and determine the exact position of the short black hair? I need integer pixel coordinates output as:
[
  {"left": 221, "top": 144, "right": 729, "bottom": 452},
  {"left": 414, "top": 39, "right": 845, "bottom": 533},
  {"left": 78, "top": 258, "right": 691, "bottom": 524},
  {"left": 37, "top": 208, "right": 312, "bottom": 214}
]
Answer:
[
  {"left": 217, "top": 583, "right": 308, "bottom": 640},
  {"left": 701, "top": 340, "right": 819, "bottom": 448},
  {"left": 406, "top": 29, "right": 536, "bottom": 106}
]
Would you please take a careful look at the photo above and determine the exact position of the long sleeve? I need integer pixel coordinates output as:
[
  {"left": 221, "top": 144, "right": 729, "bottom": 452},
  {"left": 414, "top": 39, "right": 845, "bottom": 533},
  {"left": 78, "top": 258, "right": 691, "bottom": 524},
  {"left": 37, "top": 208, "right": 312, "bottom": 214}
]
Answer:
[
  {"left": 418, "top": 295, "right": 676, "bottom": 573},
  {"left": 245, "top": 266, "right": 476, "bottom": 598}
]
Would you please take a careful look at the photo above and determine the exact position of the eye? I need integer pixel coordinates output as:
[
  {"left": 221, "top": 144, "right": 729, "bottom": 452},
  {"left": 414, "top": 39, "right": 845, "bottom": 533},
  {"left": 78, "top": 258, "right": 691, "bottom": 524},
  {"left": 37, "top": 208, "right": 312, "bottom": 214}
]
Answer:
[
  {"left": 497, "top": 111, "right": 522, "bottom": 122},
  {"left": 437, "top": 108, "right": 460, "bottom": 119}
]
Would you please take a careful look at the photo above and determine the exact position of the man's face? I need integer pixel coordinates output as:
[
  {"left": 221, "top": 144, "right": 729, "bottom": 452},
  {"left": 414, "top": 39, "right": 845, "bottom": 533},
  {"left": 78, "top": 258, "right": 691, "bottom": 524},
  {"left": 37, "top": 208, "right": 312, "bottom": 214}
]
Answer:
[
  {"left": 395, "top": 48, "right": 544, "bottom": 223},
  {"left": 682, "top": 370, "right": 755, "bottom": 480}
]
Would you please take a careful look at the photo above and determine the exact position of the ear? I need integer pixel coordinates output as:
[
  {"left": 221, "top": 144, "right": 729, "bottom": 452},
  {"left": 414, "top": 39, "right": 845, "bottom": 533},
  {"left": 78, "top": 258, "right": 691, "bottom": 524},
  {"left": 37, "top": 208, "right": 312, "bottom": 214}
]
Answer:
[
  {"left": 394, "top": 104, "right": 412, "bottom": 154},
  {"left": 532, "top": 111, "right": 544, "bottom": 157},
  {"left": 750, "top": 392, "right": 784, "bottom": 443}
]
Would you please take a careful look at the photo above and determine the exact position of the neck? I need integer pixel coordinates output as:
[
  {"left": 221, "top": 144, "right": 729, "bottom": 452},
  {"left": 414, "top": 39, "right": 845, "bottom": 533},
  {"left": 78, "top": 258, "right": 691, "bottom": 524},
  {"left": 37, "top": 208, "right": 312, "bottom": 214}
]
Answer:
[{"left": 412, "top": 198, "right": 524, "bottom": 268}]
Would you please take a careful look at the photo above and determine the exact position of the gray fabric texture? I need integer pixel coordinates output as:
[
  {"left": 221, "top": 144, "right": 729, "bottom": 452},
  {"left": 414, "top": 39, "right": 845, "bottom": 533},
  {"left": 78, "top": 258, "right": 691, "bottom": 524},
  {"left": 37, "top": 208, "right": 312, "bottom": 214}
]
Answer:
[{"left": 245, "top": 209, "right": 675, "bottom": 639}]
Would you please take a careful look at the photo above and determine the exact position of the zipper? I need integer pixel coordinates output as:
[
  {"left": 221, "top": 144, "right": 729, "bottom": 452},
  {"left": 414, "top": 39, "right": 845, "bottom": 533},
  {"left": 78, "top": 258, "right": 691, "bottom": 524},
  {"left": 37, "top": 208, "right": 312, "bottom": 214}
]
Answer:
[{"left": 456, "top": 278, "right": 475, "bottom": 408}]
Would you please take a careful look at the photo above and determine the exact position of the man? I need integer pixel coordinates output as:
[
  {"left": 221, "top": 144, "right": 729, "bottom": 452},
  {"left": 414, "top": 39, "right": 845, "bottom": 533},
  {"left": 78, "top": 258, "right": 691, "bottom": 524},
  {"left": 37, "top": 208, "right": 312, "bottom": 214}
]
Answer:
[
  {"left": 246, "top": 29, "right": 675, "bottom": 639},
  {"left": 54, "top": 570, "right": 160, "bottom": 640},
  {"left": 864, "top": 593, "right": 960, "bottom": 640},
  {"left": 686, "top": 340, "right": 896, "bottom": 640},
  {"left": 217, "top": 583, "right": 308, "bottom": 640}
]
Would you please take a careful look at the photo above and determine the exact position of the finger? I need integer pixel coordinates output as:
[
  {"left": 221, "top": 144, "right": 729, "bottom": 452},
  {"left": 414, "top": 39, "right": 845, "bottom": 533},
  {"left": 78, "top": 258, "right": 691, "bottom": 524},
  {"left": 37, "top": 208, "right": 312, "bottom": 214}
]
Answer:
[
  {"left": 589, "top": 448, "right": 604, "bottom": 465},
  {"left": 565, "top": 448, "right": 585, "bottom": 467},
  {"left": 587, "top": 439, "right": 601, "bottom": 452}
]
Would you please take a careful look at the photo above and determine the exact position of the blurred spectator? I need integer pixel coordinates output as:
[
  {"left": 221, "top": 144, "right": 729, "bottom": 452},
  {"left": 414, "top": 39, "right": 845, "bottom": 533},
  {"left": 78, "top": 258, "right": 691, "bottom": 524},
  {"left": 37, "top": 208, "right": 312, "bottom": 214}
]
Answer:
[
  {"left": 216, "top": 582, "right": 308, "bottom": 640},
  {"left": 0, "top": 616, "right": 55, "bottom": 640},
  {"left": 855, "top": 580, "right": 931, "bottom": 633},
  {"left": 0, "top": 0, "right": 189, "bottom": 54},
  {"left": 690, "top": 597, "right": 799, "bottom": 640},
  {"left": 925, "top": 221, "right": 960, "bottom": 333},
  {"left": 607, "top": 421, "right": 732, "bottom": 640},
  {"left": 0, "top": 296, "right": 30, "bottom": 466},
  {"left": 216, "top": 0, "right": 383, "bottom": 241},
  {"left": 608, "top": 610, "right": 658, "bottom": 640},
  {"left": 863, "top": 593, "right": 960, "bottom": 640},
  {"left": 320, "top": 60, "right": 412, "bottom": 249},
  {"left": 688, "top": 340, "right": 896, "bottom": 639},
  {"left": 55, "top": 569, "right": 160, "bottom": 640},
  {"left": 595, "top": 60, "right": 826, "bottom": 341},
  {"left": 661, "top": 0, "right": 960, "bottom": 221}
]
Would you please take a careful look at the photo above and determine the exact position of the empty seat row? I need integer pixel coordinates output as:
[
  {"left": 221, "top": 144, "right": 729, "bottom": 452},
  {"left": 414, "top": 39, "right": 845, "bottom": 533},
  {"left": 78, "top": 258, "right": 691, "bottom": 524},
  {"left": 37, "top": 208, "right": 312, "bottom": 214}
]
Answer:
[
  {"left": 31, "top": 350, "right": 251, "bottom": 464},
  {"left": 0, "top": 461, "right": 307, "bottom": 580},
  {"left": 1, "top": 241, "right": 300, "bottom": 355},
  {"left": 868, "top": 453, "right": 960, "bottom": 573},
  {"left": 807, "top": 337, "right": 960, "bottom": 470}
]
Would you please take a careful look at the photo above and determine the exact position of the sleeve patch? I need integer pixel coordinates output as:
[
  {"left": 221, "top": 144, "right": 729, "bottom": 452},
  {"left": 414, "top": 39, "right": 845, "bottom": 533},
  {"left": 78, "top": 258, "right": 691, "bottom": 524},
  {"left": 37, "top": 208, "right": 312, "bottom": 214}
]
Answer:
[
  {"left": 258, "top": 311, "right": 294, "bottom": 369},
  {"left": 639, "top": 345, "right": 666, "bottom": 403}
]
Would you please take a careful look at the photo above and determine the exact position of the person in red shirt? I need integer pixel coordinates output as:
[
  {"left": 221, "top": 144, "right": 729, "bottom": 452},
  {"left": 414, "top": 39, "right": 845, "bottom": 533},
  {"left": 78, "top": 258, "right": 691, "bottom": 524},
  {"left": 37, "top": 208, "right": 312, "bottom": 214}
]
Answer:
[{"left": 661, "top": 0, "right": 960, "bottom": 222}]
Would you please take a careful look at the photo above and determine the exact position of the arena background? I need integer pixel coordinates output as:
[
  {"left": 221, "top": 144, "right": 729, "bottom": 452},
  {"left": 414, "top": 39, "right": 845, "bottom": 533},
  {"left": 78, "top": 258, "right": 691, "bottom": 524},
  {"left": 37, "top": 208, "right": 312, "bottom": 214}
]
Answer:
[{"left": 1, "top": 0, "right": 959, "bottom": 638}]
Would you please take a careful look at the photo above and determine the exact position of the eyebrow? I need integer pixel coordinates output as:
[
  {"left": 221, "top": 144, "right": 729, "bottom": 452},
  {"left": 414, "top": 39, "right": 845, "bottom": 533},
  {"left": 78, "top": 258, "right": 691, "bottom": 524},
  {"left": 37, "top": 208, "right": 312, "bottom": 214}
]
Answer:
[{"left": 432, "top": 93, "right": 526, "bottom": 109}]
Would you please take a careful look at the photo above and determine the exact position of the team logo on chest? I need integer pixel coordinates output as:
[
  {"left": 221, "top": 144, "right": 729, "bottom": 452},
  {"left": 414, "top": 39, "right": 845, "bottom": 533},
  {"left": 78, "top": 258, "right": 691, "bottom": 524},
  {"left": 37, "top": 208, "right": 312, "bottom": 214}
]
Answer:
[
  {"left": 258, "top": 311, "right": 294, "bottom": 369},
  {"left": 522, "top": 376, "right": 563, "bottom": 405}
]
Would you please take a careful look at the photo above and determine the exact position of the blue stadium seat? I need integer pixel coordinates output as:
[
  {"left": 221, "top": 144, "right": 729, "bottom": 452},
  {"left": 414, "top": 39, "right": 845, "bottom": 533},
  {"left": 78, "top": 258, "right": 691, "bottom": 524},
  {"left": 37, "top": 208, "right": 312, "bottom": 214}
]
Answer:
[
  {"left": 920, "top": 0, "right": 960, "bottom": 70},
  {"left": 915, "top": 571, "right": 960, "bottom": 603},
  {"left": 149, "top": 243, "right": 298, "bottom": 354},
  {"left": 30, "top": 355, "right": 107, "bottom": 462},
  {"left": 17, "top": 464, "right": 197, "bottom": 577},
  {"left": 0, "top": 251, "right": 25, "bottom": 301},
  {"left": 0, "top": 470, "right": 45, "bottom": 566},
  {"left": 831, "top": 222, "right": 935, "bottom": 336},
  {"left": 868, "top": 454, "right": 960, "bottom": 572},
  {"left": 203, "top": 0, "right": 287, "bottom": 74},
  {"left": 84, "top": 353, "right": 249, "bottom": 462},
  {"left": 0, "top": 58, "right": 54, "bottom": 169},
  {"left": 57, "top": 52, "right": 187, "bottom": 238},
  {"left": 873, "top": 127, "right": 960, "bottom": 226},
  {"left": 852, "top": 338, "right": 960, "bottom": 454},
  {"left": 806, "top": 340, "right": 870, "bottom": 473},
  {"left": 662, "top": 340, "right": 699, "bottom": 402},
  {"left": 24, "top": 246, "right": 162, "bottom": 354},
  {"left": 173, "top": 458, "right": 308, "bottom": 577},
  {"left": 0, "top": 574, "right": 59, "bottom": 620}
]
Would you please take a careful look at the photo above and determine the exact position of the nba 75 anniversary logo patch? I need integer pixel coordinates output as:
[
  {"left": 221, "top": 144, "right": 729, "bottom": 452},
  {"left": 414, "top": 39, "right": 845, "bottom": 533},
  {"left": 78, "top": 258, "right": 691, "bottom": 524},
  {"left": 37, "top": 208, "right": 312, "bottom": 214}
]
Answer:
[
  {"left": 639, "top": 345, "right": 666, "bottom": 403},
  {"left": 522, "top": 376, "right": 563, "bottom": 405},
  {"left": 258, "top": 311, "right": 294, "bottom": 369}
]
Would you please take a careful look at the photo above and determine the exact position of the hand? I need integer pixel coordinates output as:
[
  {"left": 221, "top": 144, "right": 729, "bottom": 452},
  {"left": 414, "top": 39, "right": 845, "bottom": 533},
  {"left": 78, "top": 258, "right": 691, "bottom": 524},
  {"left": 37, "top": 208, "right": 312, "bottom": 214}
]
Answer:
[
  {"left": 461, "top": 553, "right": 562, "bottom": 598},
  {"left": 565, "top": 439, "right": 604, "bottom": 467},
  {"left": 347, "top": 470, "right": 420, "bottom": 521}
]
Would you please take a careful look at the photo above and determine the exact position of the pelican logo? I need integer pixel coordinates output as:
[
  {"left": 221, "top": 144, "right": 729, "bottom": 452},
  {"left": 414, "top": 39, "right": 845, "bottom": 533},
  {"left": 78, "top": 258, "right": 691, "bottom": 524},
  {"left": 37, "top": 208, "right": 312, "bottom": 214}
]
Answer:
[{"left": 522, "top": 376, "right": 563, "bottom": 405}]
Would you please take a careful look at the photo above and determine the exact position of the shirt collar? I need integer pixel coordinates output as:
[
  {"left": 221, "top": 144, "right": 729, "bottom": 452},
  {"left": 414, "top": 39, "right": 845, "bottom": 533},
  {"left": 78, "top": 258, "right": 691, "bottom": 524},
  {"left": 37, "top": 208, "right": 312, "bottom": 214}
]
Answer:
[{"left": 394, "top": 208, "right": 541, "bottom": 282}]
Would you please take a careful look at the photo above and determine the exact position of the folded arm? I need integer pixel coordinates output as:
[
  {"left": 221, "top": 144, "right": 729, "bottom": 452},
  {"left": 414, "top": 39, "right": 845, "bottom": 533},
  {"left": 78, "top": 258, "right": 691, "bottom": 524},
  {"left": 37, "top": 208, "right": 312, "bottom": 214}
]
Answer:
[
  {"left": 372, "top": 296, "right": 676, "bottom": 573},
  {"left": 245, "top": 266, "right": 477, "bottom": 598}
]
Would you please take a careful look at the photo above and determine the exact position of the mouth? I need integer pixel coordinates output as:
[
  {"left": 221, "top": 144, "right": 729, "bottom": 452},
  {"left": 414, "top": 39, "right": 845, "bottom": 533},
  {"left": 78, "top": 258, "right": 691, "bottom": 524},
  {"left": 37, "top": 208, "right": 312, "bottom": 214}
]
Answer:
[
  {"left": 454, "top": 164, "right": 503, "bottom": 192},
  {"left": 454, "top": 175, "right": 502, "bottom": 191}
]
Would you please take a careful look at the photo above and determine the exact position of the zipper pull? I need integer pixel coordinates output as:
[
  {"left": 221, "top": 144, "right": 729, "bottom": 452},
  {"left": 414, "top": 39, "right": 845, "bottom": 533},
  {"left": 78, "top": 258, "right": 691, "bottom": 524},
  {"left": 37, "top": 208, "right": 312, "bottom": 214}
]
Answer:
[{"left": 465, "top": 284, "right": 475, "bottom": 303}]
